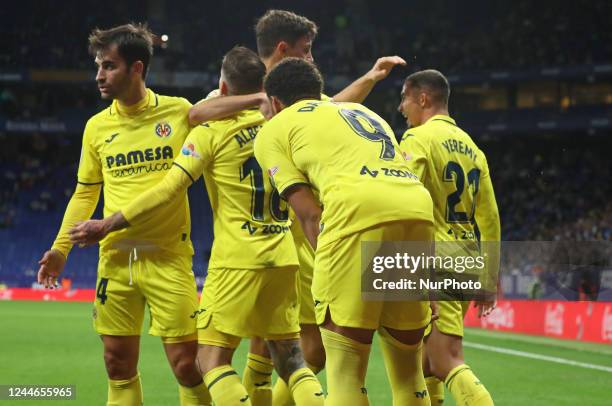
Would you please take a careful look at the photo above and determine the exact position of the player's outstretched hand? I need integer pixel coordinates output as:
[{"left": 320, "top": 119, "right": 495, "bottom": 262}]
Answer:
[
  {"left": 37, "top": 249, "right": 66, "bottom": 289},
  {"left": 69, "top": 219, "right": 109, "bottom": 247},
  {"left": 366, "top": 56, "right": 407, "bottom": 83},
  {"left": 474, "top": 299, "right": 496, "bottom": 318}
]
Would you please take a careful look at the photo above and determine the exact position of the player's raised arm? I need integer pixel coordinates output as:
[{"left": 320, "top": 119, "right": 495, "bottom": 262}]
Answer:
[
  {"left": 188, "top": 91, "right": 270, "bottom": 125},
  {"left": 332, "top": 56, "right": 406, "bottom": 103}
]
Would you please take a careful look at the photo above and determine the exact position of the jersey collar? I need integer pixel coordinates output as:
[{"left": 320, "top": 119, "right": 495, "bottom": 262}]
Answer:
[
  {"left": 426, "top": 114, "right": 456, "bottom": 127},
  {"left": 110, "top": 89, "right": 158, "bottom": 116}
]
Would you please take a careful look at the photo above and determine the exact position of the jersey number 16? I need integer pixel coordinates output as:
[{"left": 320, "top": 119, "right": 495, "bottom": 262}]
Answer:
[{"left": 240, "top": 156, "right": 288, "bottom": 222}]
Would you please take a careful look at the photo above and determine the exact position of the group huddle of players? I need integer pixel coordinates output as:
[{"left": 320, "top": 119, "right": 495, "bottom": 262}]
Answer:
[{"left": 37, "top": 9, "right": 500, "bottom": 406}]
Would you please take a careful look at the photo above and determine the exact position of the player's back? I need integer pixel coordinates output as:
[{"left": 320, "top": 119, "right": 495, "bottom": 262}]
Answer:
[
  {"left": 188, "top": 109, "right": 297, "bottom": 270},
  {"left": 400, "top": 115, "right": 493, "bottom": 242},
  {"left": 257, "top": 99, "right": 433, "bottom": 248}
]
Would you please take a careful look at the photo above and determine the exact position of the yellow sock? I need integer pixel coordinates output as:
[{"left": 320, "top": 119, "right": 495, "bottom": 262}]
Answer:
[
  {"left": 204, "top": 365, "right": 251, "bottom": 405},
  {"left": 272, "top": 363, "right": 322, "bottom": 406},
  {"left": 287, "top": 367, "right": 324, "bottom": 406},
  {"left": 243, "top": 353, "right": 274, "bottom": 406},
  {"left": 179, "top": 380, "right": 212, "bottom": 406},
  {"left": 107, "top": 373, "right": 143, "bottom": 406},
  {"left": 378, "top": 328, "right": 428, "bottom": 405},
  {"left": 272, "top": 378, "right": 292, "bottom": 406},
  {"left": 320, "top": 328, "right": 370, "bottom": 406},
  {"left": 445, "top": 364, "right": 493, "bottom": 406},
  {"left": 426, "top": 376, "right": 445, "bottom": 405}
]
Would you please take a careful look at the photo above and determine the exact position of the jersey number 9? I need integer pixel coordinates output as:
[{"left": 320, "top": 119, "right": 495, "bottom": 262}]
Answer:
[{"left": 339, "top": 109, "right": 395, "bottom": 160}]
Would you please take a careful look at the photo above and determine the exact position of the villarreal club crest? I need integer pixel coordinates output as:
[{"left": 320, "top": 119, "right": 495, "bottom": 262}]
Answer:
[{"left": 155, "top": 122, "right": 173, "bottom": 138}]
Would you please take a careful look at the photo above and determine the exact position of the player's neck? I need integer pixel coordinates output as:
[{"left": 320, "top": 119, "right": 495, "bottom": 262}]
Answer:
[
  {"left": 263, "top": 58, "right": 274, "bottom": 72},
  {"left": 263, "top": 54, "right": 282, "bottom": 72},
  {"left": 117, "top": 83, "right": 148, "bottom": 108},
  {"left": 422, "top": 108, "right": 450, "bottom": 123}
]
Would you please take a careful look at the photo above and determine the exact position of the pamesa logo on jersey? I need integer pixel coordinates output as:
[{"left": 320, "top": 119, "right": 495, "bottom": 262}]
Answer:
[{"left": 155, "top": 122, "right": 172, "bottom": 138}]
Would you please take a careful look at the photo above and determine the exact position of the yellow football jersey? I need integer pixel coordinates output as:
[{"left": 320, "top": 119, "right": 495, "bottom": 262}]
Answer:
[
  {"left": 399, "top": 115, "right": 500, "bottom": 242},
  {"left": 254, "top": 99, "right": 433, "bottom": 248},
  {"left": 173, "top": 109, "right": 298, "bottom": 270},
  {"left": 77, "top": 89, "right": 193, "bottom": 255}
]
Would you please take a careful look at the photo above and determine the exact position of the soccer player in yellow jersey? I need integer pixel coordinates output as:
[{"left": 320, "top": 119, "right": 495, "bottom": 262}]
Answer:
[
  {"left": 36, "top": 24, "right": 210, "bottom": 406},
  {"left": 71, "top": 47, "right": 325, "bottom": 406},
  {"left": 255, "top": 58, "right": 436, "bottom": 406},
  {"left": 186, "top": 11, "right": 407, "bottom": 405},
  {"left": 398, "top": 69, "right": 500, "bottom": 406}
]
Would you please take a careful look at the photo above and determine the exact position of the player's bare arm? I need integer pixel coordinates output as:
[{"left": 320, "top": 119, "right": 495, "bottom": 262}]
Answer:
[
  {"left": 188, "top": 92, "right": 270, "bottom": 125},
  {"left": 284, "top": 185, "right": 321, "bottom": 249},
  {"left": 332, "top": 56, "right": 406, "bottom": 103}
]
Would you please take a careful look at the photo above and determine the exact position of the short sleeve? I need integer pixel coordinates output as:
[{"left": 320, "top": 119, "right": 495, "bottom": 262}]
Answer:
[
  {"left": 399, "top": 130, "right": 429, "bottom": 180},
  {"left": 173, "top": 124, "right": 214, "bottom": 183},
  {"left": 176, "top": 97, "right": 194, "bottom": 132},
  {"left": 178, "top": 97, "right": 193, "bottom": 112},
  {"left": 76, "top": 119, "right": 103, "bottom": 185},
  {"left": 254, "top": 122, "right": 308, "bottom": 197}
]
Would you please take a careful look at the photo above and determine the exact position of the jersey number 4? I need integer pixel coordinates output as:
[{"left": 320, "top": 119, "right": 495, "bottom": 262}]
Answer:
[
  {"left": 443, "top": 161, "right": 480, "bottom": 223},
  {"left": 240, "top": 156, "right": 288, "bottom": 222},
  {"left": 96, "top": 278, "right": 109, "bottom": 305}
]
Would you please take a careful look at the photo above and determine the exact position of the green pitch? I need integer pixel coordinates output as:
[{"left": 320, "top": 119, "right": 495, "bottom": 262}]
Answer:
[{"left": 1, "top": 301, "right": 611, "bottom": 405}]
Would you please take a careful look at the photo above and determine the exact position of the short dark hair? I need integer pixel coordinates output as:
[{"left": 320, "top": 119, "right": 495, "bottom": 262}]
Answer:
[
  {"left": 221, "top": 46, "right": 266, "bottom": 95},
  {"left": 404, "top": 69, "right": 450, "bottom": 106},
  {"left": 264, "top": 58, "right": 323, "bottom": 106},
  {"left": 88, "top": 23, "right": 154, "bottom": 79},
  {"left": 255, "top": 10, "right": 318, "bottom": 58}
]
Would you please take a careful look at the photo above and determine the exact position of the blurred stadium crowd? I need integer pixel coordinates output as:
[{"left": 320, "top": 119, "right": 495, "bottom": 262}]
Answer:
[
  {"left": 1, "top": 0, "right": 611, "bottom": 294},
  {"left": 4, "top": 1, "right": 612, "bottom": 74}
]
